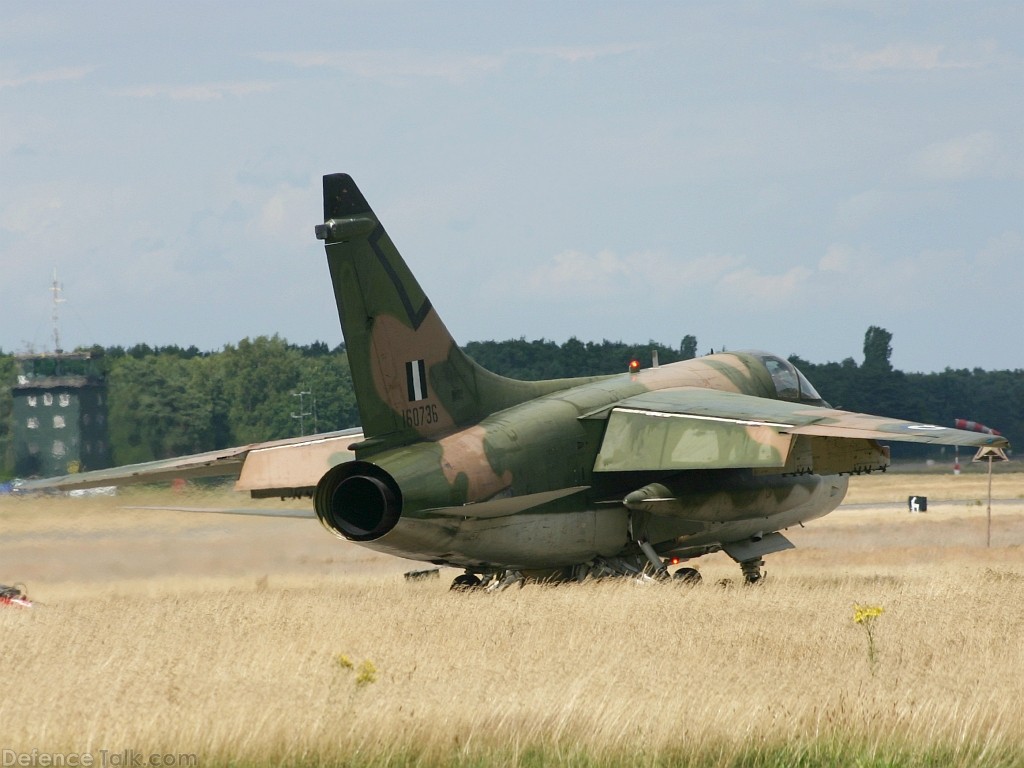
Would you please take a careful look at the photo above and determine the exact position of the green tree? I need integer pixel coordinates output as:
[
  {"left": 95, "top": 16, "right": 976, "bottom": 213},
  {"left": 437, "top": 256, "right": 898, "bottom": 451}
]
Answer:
[
  {"left": 680, "top": 335, "right": 698, "bottom": 360},
  {"left": 107, "top": 354, "right": 220, "bottom": 463},
  {"left": 862, "top": 326, "right": 893, "bottom": 374},
  {"left": 297, "top": 354, "right": 359, "bottom": 433},
  {"left": 218, "top": 336, "right": 305, "bottom": 444},
  {"left": 462, "top": 337, "right": 691, "bottom": 380}
]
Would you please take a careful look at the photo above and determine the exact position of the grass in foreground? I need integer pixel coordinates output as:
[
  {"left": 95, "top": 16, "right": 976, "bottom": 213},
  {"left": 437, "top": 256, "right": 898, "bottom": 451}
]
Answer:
[
  {"left": 2, "top": 474, "right": 1023, "bottom": 766},
  {"left": 2, "top": 568, "right": 1023, "bottom": 766}
]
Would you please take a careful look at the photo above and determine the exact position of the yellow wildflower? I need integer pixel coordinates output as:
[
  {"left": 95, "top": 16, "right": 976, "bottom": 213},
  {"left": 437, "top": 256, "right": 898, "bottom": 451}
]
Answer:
[
  {"left": 853, "top": 604, "right": 884, "bottom": 624},
  {"left": 335, "top": 653, "right": 355, "bottom": 669},
  {"left": 356, "top": 659, "right": 378, "bottom": 686}
]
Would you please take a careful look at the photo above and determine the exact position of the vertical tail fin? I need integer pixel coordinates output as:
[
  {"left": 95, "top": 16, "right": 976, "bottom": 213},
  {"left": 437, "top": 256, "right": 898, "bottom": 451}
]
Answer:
[{"left": 315, "top": 174, "right": 575, "bottom": 447}]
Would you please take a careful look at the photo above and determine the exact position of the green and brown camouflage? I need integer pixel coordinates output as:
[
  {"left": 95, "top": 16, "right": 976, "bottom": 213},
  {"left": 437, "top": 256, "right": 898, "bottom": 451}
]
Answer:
[
  {"left": 311, "top": 173, "right": 1009, "bottom": 578},
  {"left": 316, "top": 173, "right": 601, "bottom": 451},
  {"left": 21, "top": 173, "right": 1011, "bottom": 585}
]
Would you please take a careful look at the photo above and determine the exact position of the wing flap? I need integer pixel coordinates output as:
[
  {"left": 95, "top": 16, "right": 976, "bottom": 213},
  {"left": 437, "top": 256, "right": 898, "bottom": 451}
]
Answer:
[
  {"left": 592, "top": 388, "right": 1008, "bottom": 474},
  {"left": 594, "top": 406, "right": 793, "bottom": 472}
]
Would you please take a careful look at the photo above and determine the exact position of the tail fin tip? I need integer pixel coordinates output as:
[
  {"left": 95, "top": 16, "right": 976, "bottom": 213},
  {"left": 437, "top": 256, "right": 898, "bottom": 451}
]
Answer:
[{"left": 323, "top": 173, "right": 372, "bottom": 220}]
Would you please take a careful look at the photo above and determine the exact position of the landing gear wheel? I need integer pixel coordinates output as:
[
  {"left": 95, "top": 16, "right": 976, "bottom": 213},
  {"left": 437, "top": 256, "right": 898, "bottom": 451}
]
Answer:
[
  {"left": 450, "top": 574, "right": 482, "bottom": 591},
  {"left": 673, "top": 567, "right": 702, "bottom": 585},
  {"left": 740, "top": 558, "right": 765, "bottom": 585}
]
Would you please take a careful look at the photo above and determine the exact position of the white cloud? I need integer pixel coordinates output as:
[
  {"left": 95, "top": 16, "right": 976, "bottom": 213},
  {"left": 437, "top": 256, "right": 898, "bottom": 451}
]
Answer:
[
  {"left": 524, "top": 250, "right": 743, "bottom": 298},
  {"left": 816, "top": 41, "right": 995, "bottom": 72},
  {"left": 0, "top": 188, "right": 64, "bottom": 233},
  {"left": 1, "top": 3, "right": 1019, "bottom": 369},
  {"left": 256, "top": 50, "right": 503, "bottom": 84},
  {"left": 529, "top": 249, "right": 626, "bottom": 295},
  {"left": 530, "top": 43, "right": 646, "bottom": 64},
  {"left": 836, "top": 189, "right": 889, "bottom": 229},
  {"left": 0, "top": 65, "right": 93, "bottom": 90},
  {"left": 715, "top": 265, "right": 814, "bottom": 308},
  {"left": 977, "top": 230, "right": 1024, "bottom": 263},
  {"left": 116, "top": 81, "right": 276, "bottom": 101},
  {"left": 819, "top": 244, "right": 853, "bottom": 272},
  {"left": 253, "top": 182, "right": 319, "bottom": 241},
  {"left": 911, "top": 131, "right": 1001, "bottom": 180},
  {"left": 803, "top": 236, "right": 1024, "bottom": 316},
  {"left": 522, "top": 248, "right": 892, "bottom": 313},
  {"left": 255, "top": 42, "right": 644, "bottom": 85}
]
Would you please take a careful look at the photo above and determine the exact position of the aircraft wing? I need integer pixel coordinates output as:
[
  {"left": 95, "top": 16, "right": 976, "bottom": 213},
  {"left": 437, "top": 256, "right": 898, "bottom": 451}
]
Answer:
[
  {"left": 591, "top": 387, "right": 1009, "bottom": 473},
  {"left": 18, "top": 428, "right": 364, "bottom": 498}
]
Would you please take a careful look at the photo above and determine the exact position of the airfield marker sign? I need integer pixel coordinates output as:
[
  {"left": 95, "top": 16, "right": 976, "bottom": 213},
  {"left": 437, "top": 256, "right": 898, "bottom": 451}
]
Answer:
[{"left": 973, "top": 446, "right": 1009, "bottom": 547}]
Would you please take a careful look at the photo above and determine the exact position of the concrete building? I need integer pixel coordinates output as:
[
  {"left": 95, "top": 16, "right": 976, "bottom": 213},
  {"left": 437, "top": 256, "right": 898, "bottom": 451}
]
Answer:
[{"left": 11, "top": 352, "right": 111, "bottom": 478}]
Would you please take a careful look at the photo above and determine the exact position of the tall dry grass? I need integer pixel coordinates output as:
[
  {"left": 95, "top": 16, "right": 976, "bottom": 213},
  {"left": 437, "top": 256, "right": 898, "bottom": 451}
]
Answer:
[
  {"left": 3, "top": 568, "right": 1024, "bottom": 764},
  {"left": 2, "top": 474, "right": 1023, "bottom": 765}
]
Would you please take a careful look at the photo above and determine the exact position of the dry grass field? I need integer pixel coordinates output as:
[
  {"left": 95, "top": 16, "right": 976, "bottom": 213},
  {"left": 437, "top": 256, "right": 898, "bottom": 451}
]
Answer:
[{"left": 2, "top": 469, "right": 1023, "bottom": 767}]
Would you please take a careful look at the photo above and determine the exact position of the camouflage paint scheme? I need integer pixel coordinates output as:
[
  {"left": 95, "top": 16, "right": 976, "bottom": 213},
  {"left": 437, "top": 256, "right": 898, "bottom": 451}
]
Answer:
[
  {"left": 309, "top": 174, "right": 1008, "bottom": 576},
  {"left": 19, "top": 429, "right": 364, "bottom": 494},
  {"left": 23, "top": 173, "right": 1010, "bottom": 581}
]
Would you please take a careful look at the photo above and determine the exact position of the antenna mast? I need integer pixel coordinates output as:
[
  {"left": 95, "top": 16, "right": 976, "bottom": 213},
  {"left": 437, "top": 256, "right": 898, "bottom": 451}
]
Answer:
[{"left": 51, "top": 269, "right": 66, "bottom": 354}]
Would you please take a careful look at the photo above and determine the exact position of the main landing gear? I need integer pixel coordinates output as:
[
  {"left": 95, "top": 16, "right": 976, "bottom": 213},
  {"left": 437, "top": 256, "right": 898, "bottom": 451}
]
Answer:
[
  {"left": 450, "top": 573, "right": 482, "bottom": 590},
  {"left": 448, "top": 559, "right": 710, "bottom": 592},
  {"left": 446, "top": 533, "right": 786, "bottom": 591},
  {"left": 449, "top": 571, "right": 525, "bottom": 591},
  {"left": 447, "top": 557, "right": 773, "bottom": 592},
  {"left": 673, "top": 567, "right": 702, "bottom": 584}
]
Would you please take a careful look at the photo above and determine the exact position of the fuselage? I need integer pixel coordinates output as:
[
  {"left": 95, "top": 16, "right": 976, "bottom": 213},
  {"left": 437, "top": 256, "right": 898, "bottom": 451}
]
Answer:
[{"left": 314, "top": 351, "right": 849, "bottom": 570}]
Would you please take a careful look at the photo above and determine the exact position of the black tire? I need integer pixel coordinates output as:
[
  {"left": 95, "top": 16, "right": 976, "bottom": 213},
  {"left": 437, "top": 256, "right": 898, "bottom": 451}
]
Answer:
[
  {"left": 673, "top": 567, "right": 702, "bottom": 585},
  {"left": 450, "top": 574, "right": 482, "bottom": 591}
]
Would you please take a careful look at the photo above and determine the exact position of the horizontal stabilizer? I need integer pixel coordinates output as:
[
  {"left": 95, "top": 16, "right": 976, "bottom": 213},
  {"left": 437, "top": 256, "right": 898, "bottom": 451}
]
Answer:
[
  {"left": 18, "top": 428, "right": 363, "bottom": 497},
  {"left": 123, "top": 505, "right": 316, "bottom": 520}
]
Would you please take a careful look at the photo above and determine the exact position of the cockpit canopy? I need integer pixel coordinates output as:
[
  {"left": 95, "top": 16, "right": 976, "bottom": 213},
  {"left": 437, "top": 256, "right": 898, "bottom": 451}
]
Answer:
[{"left": 753, "top": 353, "right": 829, "bottom": 407}]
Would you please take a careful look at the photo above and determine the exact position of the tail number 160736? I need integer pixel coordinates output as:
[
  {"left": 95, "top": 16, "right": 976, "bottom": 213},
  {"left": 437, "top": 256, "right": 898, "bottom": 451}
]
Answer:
[{"left": 403, "top": 404, "right": 439, "bottom": 428}]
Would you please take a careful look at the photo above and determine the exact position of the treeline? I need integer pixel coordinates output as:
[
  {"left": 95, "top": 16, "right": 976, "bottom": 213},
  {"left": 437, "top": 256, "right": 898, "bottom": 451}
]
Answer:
[
  {"left": 0, "top": 336, "right": 358, "bottom": 474},
  {"left": 102, "top": 337, "right": 359, "bottom": 465},
  {"left": 791, "top": 328, "right": 1021, "bottom": 460},
  {"left": 463, "top": 335, "right": 699, "bottom": 379},
  {"left": 0, "top": 328, "right": 1019, "bottom": 476},
  {"left": 470, "top": 328, "right": 1021, "bottom": 460}
]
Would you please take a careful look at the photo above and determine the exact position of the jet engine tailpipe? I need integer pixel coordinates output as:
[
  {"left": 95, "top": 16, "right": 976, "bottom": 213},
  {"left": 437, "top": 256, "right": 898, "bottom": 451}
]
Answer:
[{"left": 314, "top": 461, "right": 402, "bottom": 542}]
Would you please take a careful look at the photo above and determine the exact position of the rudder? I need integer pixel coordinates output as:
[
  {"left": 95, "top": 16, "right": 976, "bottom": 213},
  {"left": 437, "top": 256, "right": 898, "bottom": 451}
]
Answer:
[{"left": 315, "top": 174, "right": 579, "bottom": 450}]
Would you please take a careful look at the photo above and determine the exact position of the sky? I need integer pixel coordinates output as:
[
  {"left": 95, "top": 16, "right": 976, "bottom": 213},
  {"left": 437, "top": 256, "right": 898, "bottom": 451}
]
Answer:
[{"left": 2, "top": 2, "right": 1022, "bottom": 374}]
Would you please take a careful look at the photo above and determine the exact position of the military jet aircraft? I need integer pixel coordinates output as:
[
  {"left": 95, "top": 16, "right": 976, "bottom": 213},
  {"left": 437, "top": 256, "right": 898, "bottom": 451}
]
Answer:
[{"left": 24, "top": 174, "right": 1009, "bottom": 589}]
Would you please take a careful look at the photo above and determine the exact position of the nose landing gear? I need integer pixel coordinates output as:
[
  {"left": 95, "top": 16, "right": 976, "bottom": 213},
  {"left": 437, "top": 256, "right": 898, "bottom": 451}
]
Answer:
[{"left": 739, "top": 558, "right": 765, "bottom": 585}]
